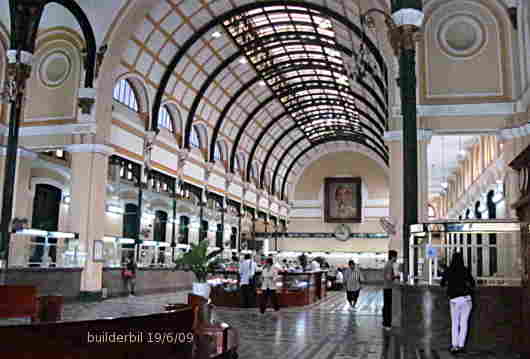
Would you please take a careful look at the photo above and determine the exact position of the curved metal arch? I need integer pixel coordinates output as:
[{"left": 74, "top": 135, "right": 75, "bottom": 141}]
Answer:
[
  {"left": 250, "top": 106, "right": 387, "bottom": 182},
  {"left": 282, "top": 92, "right": 386, "bottom": 128},
  {"left": 213, "top": 64, "right": 386, "bottom": 165},
  {"left": 49, "top": 0, "right": 97, "bottom": 88},
  {"left": 274, "top": 134, "right": 388, "bottom": 198},
  {"left": 191, "top": 33, "right": 386, "bottom": 151},
  {"left": 152, "top": 0, "right": 388, "bottom": 136},
  {"left": 229, "top": 78, "right": 386, "bottom": 174},
  {"left": 256, "top": 114, "right": 388, "bottom": 187},
  {"left": 10, "top": 0, "right": 97, "bottom": 88}
]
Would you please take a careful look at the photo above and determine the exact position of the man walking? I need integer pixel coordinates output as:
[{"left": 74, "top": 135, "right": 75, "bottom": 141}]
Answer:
[
  {"left": 383, "top": 250, "right": 399, "bottom": 330},
  {"left": 344, "top": 260, "right": 364, "bottom": 308},
  {"left": 239, "top": 253, "right": 256, "bottom": 308}
]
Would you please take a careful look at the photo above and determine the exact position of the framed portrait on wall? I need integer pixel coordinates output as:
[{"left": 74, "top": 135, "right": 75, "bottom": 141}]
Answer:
[{"left": 324, "top": 177, "right": 362, "bottom": 223}]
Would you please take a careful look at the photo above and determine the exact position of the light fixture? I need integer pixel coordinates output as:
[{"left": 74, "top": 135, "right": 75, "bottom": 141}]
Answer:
[
  {"left": 239, "top": 57, "right": 248, "bottom": 64},
  {"left": 63, "top": 195, "right": 71, "bottom": 204},
  {"left": 211, "top": 31, "right": 222, "bottom": 38},
  {"left": 106, "top": 205, "right": 124, "bottom": 214},
  {"left": 48, "top": 231, "right": 77, "bottom": 239},
  {"left": 258, "top": 80, "right": 266, "bottom": 86},
  {"left": 441, "top": 181, "right": 448, "bottom": 189},
  {"left": 118, "top": 238, "right": 135, "bottom": 244},
  {"left": 14, "top": 229, "right": 48, "bottom": 237}
]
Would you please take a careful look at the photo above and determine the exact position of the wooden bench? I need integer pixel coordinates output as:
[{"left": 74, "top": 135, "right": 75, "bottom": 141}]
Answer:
[
  {"left": 0, "top": 285, "right": 39, "bottom": 323},
  {"left": 1, "top": 305, "right": 195, "bottom": 358}
]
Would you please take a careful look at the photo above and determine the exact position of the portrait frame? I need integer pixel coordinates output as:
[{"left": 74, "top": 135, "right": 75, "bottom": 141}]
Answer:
[
  {"left": 93, "top": 239, "right": 104, "bottom": 262},
  {"left": 324, "top": 177, "right": 362, "bottom": 223}
]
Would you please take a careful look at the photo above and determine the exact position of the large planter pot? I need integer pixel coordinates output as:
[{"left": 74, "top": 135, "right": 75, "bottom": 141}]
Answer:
[{"left": 192, "top": 282, "right": 211, "bottom": 299}]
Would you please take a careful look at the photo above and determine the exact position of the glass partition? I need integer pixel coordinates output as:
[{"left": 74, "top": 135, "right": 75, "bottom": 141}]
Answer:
[
  {"left": 9, "top": 230, "right": 85, "bottom": 268},
  {"left": 409, "top": 220, "right": 521, "bottom": 286}
]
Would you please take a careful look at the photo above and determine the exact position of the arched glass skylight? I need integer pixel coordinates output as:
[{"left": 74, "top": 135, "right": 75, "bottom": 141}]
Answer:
[
  {"left": 214, "top": 142, "right": 222, "bottom": 161},
  {"left": 113, "top": 79, "right": 139, "bottom": 112},
  {"left": 190, "top": 126, "right": 201, "bottom": 148}
]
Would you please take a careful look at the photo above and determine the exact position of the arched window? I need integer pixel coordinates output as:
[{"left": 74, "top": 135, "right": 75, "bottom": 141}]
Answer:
[
  {"left": 113, "top": 79, "right": 139, "bottom": 112},
  {"left": 250, "top": 165, "right": 256, "bottom": 181},
  {"left": 158, "top": 105, "right": 174, "bottom": 132},
  {"left": 214, "top": 142, "right": 222, "bottom": 161},
  {"left": 190, "top": 126, "right": 201, "bottom": 148},
  {"left": 154, "top": 210, "right": 168, "bottom": 242},
  {"left": 234, "top": 155, "right": 241, "bottom": 172}
]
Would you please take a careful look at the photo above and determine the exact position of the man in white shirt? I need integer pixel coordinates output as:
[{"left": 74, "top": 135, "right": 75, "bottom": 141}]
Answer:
[
  {"left": 239, "top": 253, "right": 256, "bottom": 308},
  {"left": 343, "top": 260, "right": 364, "bottom": 308},
  {"left": 311, "top": 258, "right": 321, "bottom": 271}
]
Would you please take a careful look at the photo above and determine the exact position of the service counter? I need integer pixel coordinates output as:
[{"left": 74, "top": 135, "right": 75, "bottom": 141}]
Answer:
[{"left": 207, "top": 270, "right": 327, "bottom": 308}]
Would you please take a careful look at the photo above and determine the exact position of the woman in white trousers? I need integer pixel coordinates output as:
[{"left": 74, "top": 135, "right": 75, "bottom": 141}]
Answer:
[{"left": 441, "top": 252, "right": 475, "bottom": 354}]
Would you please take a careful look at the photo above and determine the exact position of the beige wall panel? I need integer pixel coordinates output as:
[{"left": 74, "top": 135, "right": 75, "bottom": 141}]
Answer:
[
  {"left": 183, "top": 161, "right": 203, "bottom": 182},
  {"left": 246, "top": 190, "right": 257, "bottom": 205},
  {"left": 421, "top": 116, "right": 509, "bottom": 130},
  {"left": 230, "top": 183, "right": 243, "bottom": 198},
  {"left": 294, "top": 151, "right": 389, "bottom": 201},
  {"left": 420, "top": 0, "right": 512, "bottom": 104},
  {"left": 20, "top": 134, "right": 72, "bottom": 148},
  {"left": 110, "top": 125, "right": 143, "bottom": 156},
  {"left": 105, "top": 213, "right": 123, "bottom": 238},
  {"left": 151, "top": 146, "right": 178, "bottom": 173},
  {"left": 24, "top": 41, "right": 80, "bottom": 119},
  {"left": 208, "top": 172, "right": 225, "bottom": 191}
]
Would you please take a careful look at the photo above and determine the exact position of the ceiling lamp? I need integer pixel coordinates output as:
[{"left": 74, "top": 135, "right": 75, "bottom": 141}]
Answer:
[
  {"left": 211, "top": 31, "right": 222, "bottom": 38},
  {"left": 239, "top": 57, "right": 248, "bottom": 64}
]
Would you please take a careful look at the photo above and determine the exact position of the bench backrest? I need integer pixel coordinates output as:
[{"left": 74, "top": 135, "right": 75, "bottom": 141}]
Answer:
[{"left": 0, "top": 285, "right": 38, "bottom": 319}]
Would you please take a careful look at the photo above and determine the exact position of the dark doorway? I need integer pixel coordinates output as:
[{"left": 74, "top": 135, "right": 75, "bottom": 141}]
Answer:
[
  {"left": 230, "top": 227, "right": 237, "bottom": 249},
  {"left": 31, "top": 184, "right": 62, "bottom": 265},
  {"left": 179, "top": 216, "right": 189, "bottom": 244},
  {"left": 154, "top": 210, "right": 168, "bottom": 242},
  {"left": 216, "top": 224, "right": 223, "bottom": 248}
]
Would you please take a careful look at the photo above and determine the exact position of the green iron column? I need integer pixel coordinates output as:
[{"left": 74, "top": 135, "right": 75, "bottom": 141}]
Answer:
[
  {"left": 391, "top": 0, "right": 424, "bottom": 283},
  {"left": 0, "top": 1, "right": 46, "bottom": 283}
]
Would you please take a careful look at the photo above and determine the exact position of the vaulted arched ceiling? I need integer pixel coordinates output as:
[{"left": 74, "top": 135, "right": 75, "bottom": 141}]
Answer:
[{"left": 119, "top": 0, "right": 390, "bottom": 200}]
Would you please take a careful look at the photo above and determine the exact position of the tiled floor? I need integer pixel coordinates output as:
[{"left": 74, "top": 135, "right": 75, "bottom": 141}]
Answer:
[{"left": 0, "top": 286, "right": 523, "bottom": 358}]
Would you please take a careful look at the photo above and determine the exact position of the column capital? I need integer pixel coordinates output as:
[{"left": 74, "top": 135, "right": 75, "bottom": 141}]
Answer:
[{"left": 65, "top": 144, "right": 114, "bottom": 156}]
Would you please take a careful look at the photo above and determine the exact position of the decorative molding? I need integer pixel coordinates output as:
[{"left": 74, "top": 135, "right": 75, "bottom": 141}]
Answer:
[
  {"left": 0, "top": 123, "right": 97, "bottom": 137},
  {"left": 418, "top": 102, "right": 516, "bottom": 117},
  {"left": 0, "top": 147, "right": 38, "bottom": 159},
  {"left": 383, "top": 129, "right": 433, "bottom": 142},
  {"left": 64, "top": 144, "right": 114, "bottom": 156}
]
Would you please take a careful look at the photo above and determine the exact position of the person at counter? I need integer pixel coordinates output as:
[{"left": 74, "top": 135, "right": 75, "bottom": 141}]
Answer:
[
  {"left": 259, "top": 257, "right": 281, "bottom": 316},
  {"left": 441, "top": 252, "right": 475, "bottom": 355},
  {"left": 239, "top": 254, "right": 256, "bottom": 308}
]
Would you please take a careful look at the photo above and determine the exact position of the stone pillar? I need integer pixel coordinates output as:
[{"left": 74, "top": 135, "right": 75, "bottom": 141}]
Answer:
[
  {"left": 1, "top": 149, "right": 38, "bottom": 266},
  {"left": 385, "top": 132, "right": 404, "bottom": 256},
  {"left": 66, "top": 144, "right": 113, "bottom": 297},
  {"left": 418, "top": 130, "right": 433, "bottom": 222}
]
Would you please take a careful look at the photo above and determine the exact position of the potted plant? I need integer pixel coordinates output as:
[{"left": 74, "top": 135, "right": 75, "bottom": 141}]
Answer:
[{"left": 174, "top": 240, "right": 222, "bottom": 299}]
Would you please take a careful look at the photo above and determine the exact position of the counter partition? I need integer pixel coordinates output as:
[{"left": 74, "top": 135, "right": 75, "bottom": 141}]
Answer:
[{"left": 207, "top": 270, "right": 327, "bottom": 307}]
